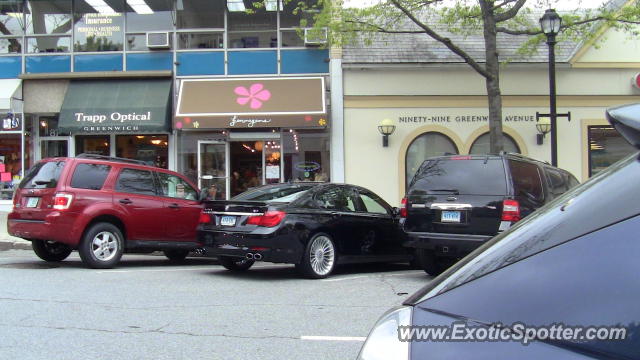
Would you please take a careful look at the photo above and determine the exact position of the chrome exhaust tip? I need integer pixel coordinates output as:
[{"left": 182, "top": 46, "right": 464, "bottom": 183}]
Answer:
[
  {"left": 253, "top": 253, "right": 263, "bottom": 261},
  {"left": 246, "top": 253, "right": 254, "bottom": 260}
]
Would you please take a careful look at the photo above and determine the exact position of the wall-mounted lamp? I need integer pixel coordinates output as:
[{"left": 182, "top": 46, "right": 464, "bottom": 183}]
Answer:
[
  {"left": 378, "top": 118, "right": 396, "bottom": 147},
  {"left": 535, "top": 113, "right": 551, "bottom": 145}
]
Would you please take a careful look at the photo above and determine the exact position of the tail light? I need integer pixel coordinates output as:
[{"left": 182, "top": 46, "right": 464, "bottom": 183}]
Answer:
[
  {"left": 502, "top": 199, "right": 521, "bottom": 222},
  {"left": 53, "top": 193, "right": 73, "bottom": 210},
  {"left": 198, "top": 211, "right": 212, "bottom": 224},
  {"left": 400, "top": 197, "right": 408, "bottom": 218},
  {"left": 246, "top": 211, "right": 286, "bottom": 227}
]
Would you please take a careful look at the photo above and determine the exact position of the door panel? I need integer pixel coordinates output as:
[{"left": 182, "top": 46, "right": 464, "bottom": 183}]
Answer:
[
  {"left": 112, "top": 168, "right": 164, "bottom": 241},
  {"left": 198, "top": 141, "right": 228, "bottom": 200},
  {"left": 156, "top": 171, "right": 202, "bottom": 242}
]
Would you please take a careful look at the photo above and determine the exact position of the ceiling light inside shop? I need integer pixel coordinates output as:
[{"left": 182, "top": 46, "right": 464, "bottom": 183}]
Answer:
[
  {"left": 127, "top": 0, "right": 154, "bottom": 15},
  {"left": 151, "top": 139, "right": 162, "bottom": 145},
  {"left": 265, "top": 0, "right": 281, "bottom": 11},
  {"left": 85, "top": 0, "right": 116, "bottom": 14},
  {"left": 227, "top": 0, "right": 245, "bottom": 12}
]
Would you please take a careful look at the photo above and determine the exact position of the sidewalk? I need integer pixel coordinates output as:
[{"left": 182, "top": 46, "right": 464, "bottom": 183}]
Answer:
[{"left": 0, "top": 212, "right": 31, "bottom": 251}]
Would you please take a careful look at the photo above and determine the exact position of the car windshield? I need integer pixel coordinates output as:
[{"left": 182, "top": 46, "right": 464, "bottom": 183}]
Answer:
[
  {"left": 232, "top": 184, "right": 315, "bottom": 203},
  {"left": 405, "top": 151, "right": 640, "bottom": 305},
  {"left": 409, "top": 158, "right": 507, "bottom": 195}
]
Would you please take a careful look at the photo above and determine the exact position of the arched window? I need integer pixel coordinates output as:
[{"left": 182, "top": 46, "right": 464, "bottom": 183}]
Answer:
[
  {"left": 406, "top": 132, "right": 458, "bottom": 187},
  {"left": 469, "top": 132, "right": 520, "bottom": 154}
]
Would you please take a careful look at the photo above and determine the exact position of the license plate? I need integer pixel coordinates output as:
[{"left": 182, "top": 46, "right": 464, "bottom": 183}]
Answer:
[
  {"left": 220, "top": 215, "right": 236, "bottom": 226},
  {"left": 441, "top": 211, "right": 461, "bottom": 223},
  {"left": 26, "top": 197, "right": 39, "bottom": 208}
]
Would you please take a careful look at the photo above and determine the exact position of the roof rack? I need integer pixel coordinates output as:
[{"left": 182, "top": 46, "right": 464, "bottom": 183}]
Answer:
[{"left": 76, "top": 153, "right": 148, "bottom": 166}]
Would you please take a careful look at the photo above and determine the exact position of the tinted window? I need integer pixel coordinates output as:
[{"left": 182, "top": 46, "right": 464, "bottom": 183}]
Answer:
[
  {"left": 359, "top": 192, "right": 389, "bottom": 214},
  {"left": 544, "top": 167, "right": 567, "bottom": 197},
  {"left": 315, "top": 186, "right": 357, "bottom": 212},
  {"left": 157, "top": 172, "right": 197, "bottom": 200},
  {"left": 509, "top": 160, "right": 543, "bottom": 201},
  {"left": 19, "top": 161, "right": 65, "bottom": 189},
  {"left": 233, "top": 184, "right": 315, "bottom": 203},
  {"left": 70, "top": 163, "right": 111, "bottom": 190},
  {"left": 115, "top": 168, "right": 156, "bottom": 196},
  {"left": 409, "top": 158, "right": 507, "bottom": 196}
]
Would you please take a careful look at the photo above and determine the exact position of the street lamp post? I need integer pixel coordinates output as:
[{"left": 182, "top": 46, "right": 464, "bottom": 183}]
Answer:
[{"left": 540, "top": 9, "right": 562, "bottom": 167}]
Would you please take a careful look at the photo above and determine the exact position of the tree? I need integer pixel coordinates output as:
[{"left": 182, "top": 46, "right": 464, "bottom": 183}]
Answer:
[{"left": 306, "top": 0, "right": 640, "bottom": 152}]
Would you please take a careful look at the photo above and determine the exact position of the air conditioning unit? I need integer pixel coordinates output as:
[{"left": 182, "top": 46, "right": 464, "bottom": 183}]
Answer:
[
  {"left": 304, "top": 28, "right": 328, "bottom": 46},
  {"left": 146, "top": 32, "right": 170, "bottom": 49}
]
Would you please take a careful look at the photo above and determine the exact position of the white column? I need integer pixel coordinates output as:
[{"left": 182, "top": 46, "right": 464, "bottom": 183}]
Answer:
[{"left": 330, "top": 55, "right": 345, "bottom": 183}]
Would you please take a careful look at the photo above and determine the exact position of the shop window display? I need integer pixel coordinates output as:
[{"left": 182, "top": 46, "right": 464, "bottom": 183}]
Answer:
[
  {"left": 405, "top": 132, "right": 458, "bottom": 188},
  {"left": 116, "top": 135, "right": 168, "bottom": 168},
  {"left": 588, "top": 126, "right": 635, "bottom": 176},
  {"left": 282, "top": 130, "right": 329, "bottom": 183},
  {"left": 0, "top": 134, "right": 23, "bottom": 200}
]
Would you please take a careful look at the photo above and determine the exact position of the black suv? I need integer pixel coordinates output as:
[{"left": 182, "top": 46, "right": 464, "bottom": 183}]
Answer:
[{"left": 402, "top": 153, "right": 579, "bottom": 275}]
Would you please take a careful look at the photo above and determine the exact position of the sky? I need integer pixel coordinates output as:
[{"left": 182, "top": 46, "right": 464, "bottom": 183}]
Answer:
[{"left": 343, "top": 0, "right": 613, "bottom": 10}]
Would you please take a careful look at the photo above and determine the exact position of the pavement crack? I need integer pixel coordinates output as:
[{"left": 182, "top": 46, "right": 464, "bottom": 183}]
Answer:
[{"left": 0, "top": 323, "right": 299, "bottom": 340}]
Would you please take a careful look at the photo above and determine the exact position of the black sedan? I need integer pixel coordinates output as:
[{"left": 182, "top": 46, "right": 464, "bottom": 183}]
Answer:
[
  {"left": 357, "top": 103, "right": 640, "bottom": 359},
  {"left": 197, "top": 183, "right": 411, "bottom": 278}
]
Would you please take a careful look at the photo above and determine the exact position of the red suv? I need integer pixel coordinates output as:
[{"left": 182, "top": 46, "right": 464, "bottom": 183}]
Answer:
[{"left": 7, "top": 154, "right": 204, "bottom": 268}]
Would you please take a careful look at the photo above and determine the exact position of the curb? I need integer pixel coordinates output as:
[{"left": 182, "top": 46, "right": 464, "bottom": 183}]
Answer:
[{"left": 0, "top": 239, "right": 32, "bottom": 251}]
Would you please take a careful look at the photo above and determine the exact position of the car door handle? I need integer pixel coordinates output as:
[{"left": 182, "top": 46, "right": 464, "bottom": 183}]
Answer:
[
  {"left": 119, "top": 199, "right": 132, "bottom": 204},
  {"left": 168, "top": 203, "right": 180, "bottom": 209}
]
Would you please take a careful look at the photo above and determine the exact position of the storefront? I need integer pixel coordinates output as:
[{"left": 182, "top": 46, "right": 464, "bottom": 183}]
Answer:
[
  {"left": 341, "top": 25, "right": 640, "bottom": 206},
  {"left": 22, "top": 77, "right": 174, "bottom": 168},
  {"left": 0, "top": 79, "right": 25, "bottom": 206},
  {"left": 174, "top": 76, "right": 330, "bottom": 199}
]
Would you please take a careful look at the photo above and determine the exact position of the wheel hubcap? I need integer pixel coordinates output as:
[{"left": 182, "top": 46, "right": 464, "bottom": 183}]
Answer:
[
  {"left": 309, "top": 236, "right": 334, "bottom": 276},
  {"left": 91, "top": 231, "right": 118, "bottom": 261}
]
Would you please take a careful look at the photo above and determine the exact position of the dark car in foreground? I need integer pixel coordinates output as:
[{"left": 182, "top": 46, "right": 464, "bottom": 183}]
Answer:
[
  {"left": 402, "top": 153, "right": 578, "bottom": 275},
  {"left": 357, "top": 103, "right": 640, "bottom": 360},
  {"left": 8, "top": 154, "right": 203, "bottom": 268},
  {"left": 198, "top": 183, "right": 410, "bottom": 278}
]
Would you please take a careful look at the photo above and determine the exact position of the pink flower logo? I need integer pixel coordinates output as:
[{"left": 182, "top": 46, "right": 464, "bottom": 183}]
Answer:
[{"left": 235, "top": 83, "right": 271, "bottom": 109}]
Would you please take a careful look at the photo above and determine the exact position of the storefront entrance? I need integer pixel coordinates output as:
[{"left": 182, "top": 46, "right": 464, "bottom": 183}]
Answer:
[{"left": 197, "top": 136, "right": 282, "bottom": 199}]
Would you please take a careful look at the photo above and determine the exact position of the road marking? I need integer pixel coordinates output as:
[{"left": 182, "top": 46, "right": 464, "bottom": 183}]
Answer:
[
  {"left": 300, "top": 336, "right": 366, "bottom": 342},
  {"left": 321, "top": 271, "right": 424, "bottom": 282},
  {"left": 96, "top": 267, "right": 217, "bottom": 273}
]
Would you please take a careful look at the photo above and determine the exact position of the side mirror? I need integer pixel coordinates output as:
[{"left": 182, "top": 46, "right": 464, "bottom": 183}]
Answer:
[{"left": 607, "top": 103, "right": 640, "bottom": 149}]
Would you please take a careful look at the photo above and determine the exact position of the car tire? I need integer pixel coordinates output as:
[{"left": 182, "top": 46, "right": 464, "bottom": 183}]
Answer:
[
  {"left": 163, "top": 249, "right": 190, "bottom": 262},
  {"left": 32, "top": 240, "right": 72, "bottom": 262},
  {"left": 416, "top": 249, "right": 445, "bottom": 276},
  {"left": 78, "top": 223, "right": 124, "bottom": 269},
  {"left": 219, "top": 256, "right": 255, "bottom": 271},
  {"left": 296, "top": 233, "right": 337, "bottom": 279}
]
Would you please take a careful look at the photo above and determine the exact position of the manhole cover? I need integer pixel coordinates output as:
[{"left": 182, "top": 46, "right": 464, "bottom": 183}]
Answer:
[{"left": 0, "top": 262, "right": 61, "bottom": 269}]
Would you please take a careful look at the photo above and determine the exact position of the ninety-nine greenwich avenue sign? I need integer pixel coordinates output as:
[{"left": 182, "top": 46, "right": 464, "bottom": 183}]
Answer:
[{"left": 399, "top": 115, "right": 536, "bottom": 123}]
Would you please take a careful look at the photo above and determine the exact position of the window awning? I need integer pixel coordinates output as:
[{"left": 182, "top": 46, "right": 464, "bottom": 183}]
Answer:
[
  {"left": 0, "top": 79, "right": 21, "bottom": 111},
  {"left": 58, "top": 79, "right": 172, "bottom": 134},
  {"left": 175, "top": 77, "right": 327, "bottom": 129}
]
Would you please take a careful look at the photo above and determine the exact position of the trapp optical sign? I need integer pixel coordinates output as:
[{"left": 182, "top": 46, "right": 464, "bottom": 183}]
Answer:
[{"left": 75, "top": 111, "right": 152, "bottom": 123}]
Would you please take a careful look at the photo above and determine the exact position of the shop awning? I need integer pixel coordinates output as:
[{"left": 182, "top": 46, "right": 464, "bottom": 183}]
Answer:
[
  {"left": 58, "top": 79, "right": 172, "bottom": 134},
  {"left": 0, "top": 79, "right": 21, "bottom": 111},
  {"left": 175, "top": 77, "right": 327, "bottom": 129}
]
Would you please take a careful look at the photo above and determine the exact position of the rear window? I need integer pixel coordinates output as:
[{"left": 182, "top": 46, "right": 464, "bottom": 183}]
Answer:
[
  {"left": 71, "top": 163, "right": 111, "bottom": 190},
  {"left": 19, "top": 161, "right": 65, "bottom": 189},
  {"left": 409, "top": 158, "right": 507, "bottom": 196},
  {"left": 232, "top": 184, "right": 315, "bottom": 203}
]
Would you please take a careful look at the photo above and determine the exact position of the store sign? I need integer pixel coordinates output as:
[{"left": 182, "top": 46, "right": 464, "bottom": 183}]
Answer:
[
  {"left": 175, "top": 77, "right": 328, "bottom": 129},
  {"left": 2, "top": 113, "right": 20, "bottom": 131},
  {"left": 398, "top": 114, "right": 536, "bottom": 124}
]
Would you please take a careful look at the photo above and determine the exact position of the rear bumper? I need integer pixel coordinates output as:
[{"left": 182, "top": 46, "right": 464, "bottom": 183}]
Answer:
[
  {"left": 404, "top": 231, "right": 493, "bottom": 257},
  {"left": 198, "top": 229, "right": 303, "bottom": 264},
  {"left": 7, "top": 211, "right": 80, "bottom": 246}
]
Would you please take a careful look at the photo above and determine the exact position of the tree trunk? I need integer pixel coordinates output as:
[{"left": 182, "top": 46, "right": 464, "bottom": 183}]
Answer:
[{"left": 480, "top": 1, "right": 504, "bottom": 154}]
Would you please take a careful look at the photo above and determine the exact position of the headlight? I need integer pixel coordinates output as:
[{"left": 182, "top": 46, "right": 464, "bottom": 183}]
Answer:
[{"left": 357, "top": 306, "right": 412, "bottom": 360}]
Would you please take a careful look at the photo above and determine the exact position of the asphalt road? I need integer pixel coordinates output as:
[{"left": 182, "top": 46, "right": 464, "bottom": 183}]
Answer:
[{"left": 0, "top": 250, "right": 431, "bottom": 360}]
